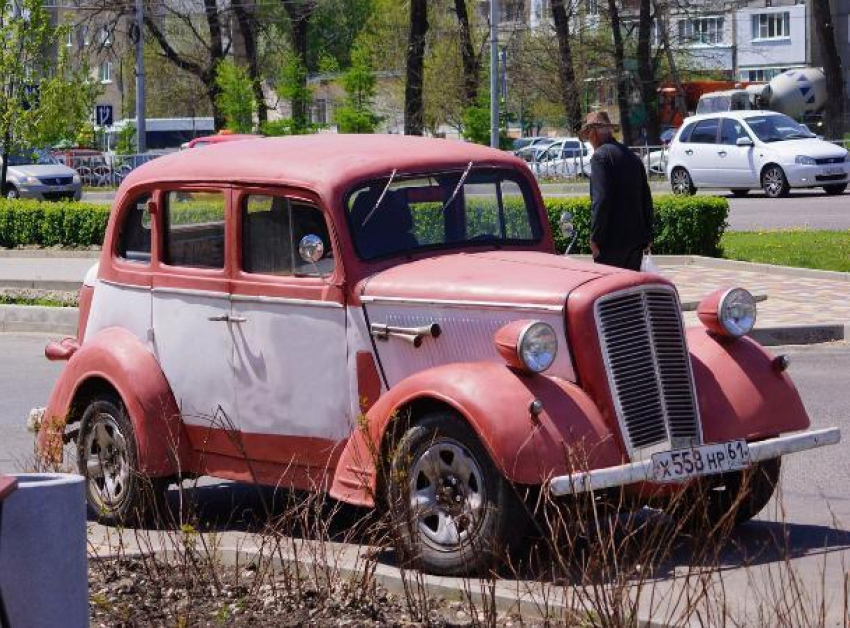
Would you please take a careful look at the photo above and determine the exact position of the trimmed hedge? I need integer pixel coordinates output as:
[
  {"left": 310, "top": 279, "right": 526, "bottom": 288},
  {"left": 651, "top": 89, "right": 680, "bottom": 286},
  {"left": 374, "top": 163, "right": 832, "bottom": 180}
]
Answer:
[
  {"left": 0, "top": 194, "right": 729, "bottom": 257},
  {"left": 0, "top": 199, "right": 110, "bottom": 248},
  {"left": 546, "top": 194, "right": 729, "bottom": 257}
]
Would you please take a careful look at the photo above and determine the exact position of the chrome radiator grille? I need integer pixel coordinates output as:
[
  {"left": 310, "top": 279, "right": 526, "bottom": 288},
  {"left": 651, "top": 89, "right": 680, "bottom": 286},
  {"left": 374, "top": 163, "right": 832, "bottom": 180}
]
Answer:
[{"left": 595, "top": 286, "right": 701, "bottom": 459}]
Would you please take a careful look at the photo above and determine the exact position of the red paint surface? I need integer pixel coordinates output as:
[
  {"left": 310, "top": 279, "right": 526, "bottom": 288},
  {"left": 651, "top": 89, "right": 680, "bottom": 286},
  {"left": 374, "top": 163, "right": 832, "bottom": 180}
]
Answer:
[
  {"left": 356, "top": 351, "right": 382, "bottom": 413},
  {"left": 696, "top": 287, "right": 728, "bottom": 336},
  {"left": 77, "top": 284, "right": 94, "bottom": 341},
  {"left": 493, "top": 319, "right": 533, "bottom": 370},
  {"left": 0, "top": 475, "right": 17, "bottom": 502},
  {"left": 329, "top": 362, "right": 623, "bottom": 507},
  {"left": 45, "top": 337, "right": 79, "bottom": 361}
]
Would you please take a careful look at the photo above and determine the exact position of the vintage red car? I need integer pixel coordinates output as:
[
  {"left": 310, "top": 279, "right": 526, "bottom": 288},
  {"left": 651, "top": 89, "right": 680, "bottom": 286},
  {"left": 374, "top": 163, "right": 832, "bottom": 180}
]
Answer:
[{"left": 36, "top": 135, "right": 839, "bottom": 575}]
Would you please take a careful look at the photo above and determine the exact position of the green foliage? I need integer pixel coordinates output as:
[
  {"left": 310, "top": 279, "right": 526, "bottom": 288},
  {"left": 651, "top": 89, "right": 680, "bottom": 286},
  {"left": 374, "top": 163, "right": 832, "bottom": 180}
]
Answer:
[
  {"left": 308, "top": 0, "right": 375, "bottom": 70},
  {"left": 215, "top": 61, "right": 255, "bottom": 133},
  {"left": 544, "top": 195, "right": 729, "bottom": 256},
  {"left": 0, "top": 199, "right": 109, "bottom": 248},
  {"left": 462, "top": 106, "right": 490, "bottom": 145},
  {"left": 721, "top": 229, "right": 850, "bottom": 272},
  {"left": 335, "top": 48, "right": 381, "bottom": 134},
  {"left": 279, "top": 53, "right": 312, "bottom": 134},
  {"left": 115, "top": 125, "right": 136, "bottom": 156},
  {"left": 259, "top": 118, "right": 322, "bottom": 137}
]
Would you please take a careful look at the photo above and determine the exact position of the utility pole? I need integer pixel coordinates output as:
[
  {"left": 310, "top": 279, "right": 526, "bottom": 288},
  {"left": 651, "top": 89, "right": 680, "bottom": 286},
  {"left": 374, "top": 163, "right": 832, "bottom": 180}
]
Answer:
[
  {"left": 489, "top": 0, "right": 499, "bottom": 148},
  {"left": 135, "top": 0, "right": 146, "bottom": 154}
]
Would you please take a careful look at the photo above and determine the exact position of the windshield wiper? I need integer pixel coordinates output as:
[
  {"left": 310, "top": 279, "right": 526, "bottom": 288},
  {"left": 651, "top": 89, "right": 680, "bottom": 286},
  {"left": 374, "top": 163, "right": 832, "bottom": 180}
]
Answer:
[
  {"left": 361, "top": 168, "right": 397, "bottom": 227},
  {"left": 438, "top": 161, "right": 474, "bottom": 214}
]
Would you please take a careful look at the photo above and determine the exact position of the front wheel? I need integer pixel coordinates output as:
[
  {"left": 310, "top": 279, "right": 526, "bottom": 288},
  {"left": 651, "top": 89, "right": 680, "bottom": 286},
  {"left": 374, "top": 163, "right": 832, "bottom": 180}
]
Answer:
[
  {"left": 670, "top": 167, "right": 696, "bottom": 195},
  {"left": 77, "top": 395, "right": 168, "bottom": 526},
  {"left": 823, "top": 183, "right": 847, "bottom": 195},
  {"left": 387, "top": 412, "right": 523, "bottom": 575},
  {"left": 5, "top": 185, "right": 19, "bottom": 199},
  {"left": 671, "top": 458, "right": 781, "bottom": 534},
  {"left": 762, "top": 165, "right": 790, "bottom": 198}
]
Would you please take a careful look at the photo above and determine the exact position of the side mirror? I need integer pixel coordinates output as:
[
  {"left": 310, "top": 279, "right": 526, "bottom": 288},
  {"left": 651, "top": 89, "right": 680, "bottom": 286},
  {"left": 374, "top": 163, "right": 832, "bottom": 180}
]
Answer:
[
  {"left": 736, "top": 137, "right": 753, "bottom": 147},
  {"left": 298, "top": 234, "right": 324, "bottom": 264}
]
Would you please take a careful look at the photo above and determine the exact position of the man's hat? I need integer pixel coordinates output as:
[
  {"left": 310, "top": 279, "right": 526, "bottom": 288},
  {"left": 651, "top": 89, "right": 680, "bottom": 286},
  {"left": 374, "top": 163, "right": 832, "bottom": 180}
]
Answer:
[{"left": 578, "top": 111, "right": 620, "bottom": 141}]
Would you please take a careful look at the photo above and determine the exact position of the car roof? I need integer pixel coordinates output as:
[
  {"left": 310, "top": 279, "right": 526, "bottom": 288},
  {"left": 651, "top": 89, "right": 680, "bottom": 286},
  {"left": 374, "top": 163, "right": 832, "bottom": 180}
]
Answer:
[
  {"left": 122, "top": 134, "right": 525, "bottom": 197},
  {"left": 680, "top": 110, "right": 786, "bottom": 126}
]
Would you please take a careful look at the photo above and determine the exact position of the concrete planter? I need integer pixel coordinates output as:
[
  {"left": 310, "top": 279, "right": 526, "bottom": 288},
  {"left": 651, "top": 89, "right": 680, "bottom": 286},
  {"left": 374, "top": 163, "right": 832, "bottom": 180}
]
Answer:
[{"left": 0, "top": 473, "right": 87, "bottom": 628}]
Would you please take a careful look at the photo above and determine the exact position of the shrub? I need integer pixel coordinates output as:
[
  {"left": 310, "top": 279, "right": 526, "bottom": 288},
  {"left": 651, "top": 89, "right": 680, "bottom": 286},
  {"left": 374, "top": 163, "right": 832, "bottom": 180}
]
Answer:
[
  {"left": 0, "top": 199, "right": 110, "bottom": 248},
  {"left": 545, "top": 194, "right": 729, "bottom": 256}
]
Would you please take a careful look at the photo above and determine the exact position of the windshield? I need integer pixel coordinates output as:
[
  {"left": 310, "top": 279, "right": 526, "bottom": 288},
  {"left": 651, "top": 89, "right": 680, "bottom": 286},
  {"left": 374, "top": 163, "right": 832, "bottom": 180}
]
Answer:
[
  {"left": 6, "top": 150, "right": 58, "bottom": 166},
  {"left": 744, "top": 114, "right": 815, "bottom": 142},
  {"left": 346, "top": 169, "right": 542, "bottom": 260}
]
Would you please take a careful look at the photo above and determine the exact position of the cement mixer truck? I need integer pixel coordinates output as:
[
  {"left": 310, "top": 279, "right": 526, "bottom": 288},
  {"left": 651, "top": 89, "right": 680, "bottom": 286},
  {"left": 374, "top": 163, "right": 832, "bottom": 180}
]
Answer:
[{"left": 695, "top": 67, "right": 828, "bottom": 123}]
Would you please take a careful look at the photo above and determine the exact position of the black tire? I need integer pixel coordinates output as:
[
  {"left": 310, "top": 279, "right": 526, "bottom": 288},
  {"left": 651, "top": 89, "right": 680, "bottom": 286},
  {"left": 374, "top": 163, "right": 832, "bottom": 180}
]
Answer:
[
  {"left": 5, "top": 185, "right": 19, "bottom": 199},
  {"left": 672, "top": 458, "right": 780, "bottom": 534},
  {"left": 77, "top": 395, "right": 169, "bottom": 526},
  {"left": 387, "top": 411, "right": 523, "bottom": 575},
  {"left": 730, "top": 189, "right": 749, "bottom": 197},
  {"left": 670, "top": 167, "right": 696, "bottom": 195},
  {"left": 761, "top": 165, "right": 790, "bottom": 198},
  {"left": 823, "top": 183, "right": 847, "bottom": 196}
]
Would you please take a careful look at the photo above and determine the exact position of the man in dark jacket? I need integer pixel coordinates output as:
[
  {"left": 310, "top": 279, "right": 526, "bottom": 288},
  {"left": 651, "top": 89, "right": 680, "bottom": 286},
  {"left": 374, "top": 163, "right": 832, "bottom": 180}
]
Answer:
[{"left": 579, "top": 111, "right": 654, "bottom": 271}]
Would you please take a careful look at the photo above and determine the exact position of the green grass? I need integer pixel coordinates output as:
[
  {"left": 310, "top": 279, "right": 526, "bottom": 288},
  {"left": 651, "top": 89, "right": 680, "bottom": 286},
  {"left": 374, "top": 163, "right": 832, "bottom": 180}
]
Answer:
[
  {"left": 0, "top": 295, "right": 71, "bottom": 307},
  {"left": 721, "top": 229, "right": 850, "bottom": 272}
]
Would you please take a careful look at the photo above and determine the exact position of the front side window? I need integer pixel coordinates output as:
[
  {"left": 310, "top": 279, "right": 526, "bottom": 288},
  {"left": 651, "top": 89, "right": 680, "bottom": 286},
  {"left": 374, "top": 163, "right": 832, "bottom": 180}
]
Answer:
[
  {"left": 719, "top": 118, "right": 751, "bottom": 145},
  {"left": 117, "top": 194, "right": 152, "bottom": 263},
  {"left": 346, "top": 169, "right": 541, "bottom": 260},
  {"left": 688, "top": 119, "right": 720, "bottom": 143},
  {"left": 163, "top": 191, "right": 225, "bottom": 268},
  {"left": 744, "top": 114, "right": 814, "bottom": 142},
  {"left": 241, "top": 194, "right": 334, "bottom": 277}
]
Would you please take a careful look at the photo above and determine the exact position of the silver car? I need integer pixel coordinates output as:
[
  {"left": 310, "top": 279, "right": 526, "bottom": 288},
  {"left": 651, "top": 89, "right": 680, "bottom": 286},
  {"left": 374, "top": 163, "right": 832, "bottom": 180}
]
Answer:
[{"left": 3, "top": 150, "right": 82, "bottom": 201}]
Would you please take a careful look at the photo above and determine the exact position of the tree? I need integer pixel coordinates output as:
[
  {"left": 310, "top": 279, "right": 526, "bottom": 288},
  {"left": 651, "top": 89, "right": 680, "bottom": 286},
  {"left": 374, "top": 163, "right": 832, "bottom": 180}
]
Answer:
[
  {"left": 453, "top": 0, "right": 481, "bottom": 106},
  {"left": 215, "top": 60, "right": 255, "bottom": 133},
  {"left": 278, "top": 52, "right": 312, "bottom": 133},
  {"left": 232, "top": 3, "right": 268, "bottom": 125},
  {"left": 812, "top": 0, "right": 845, "bottom": 138},
  {"left": 550, "top": 0, "right": 582, "bottom": 133},
  {"left": 636, "top": 0, "right": 660, "bottom": 144},
  {"left": 335, "top": 48, "right": 381, "bottom": 133},
  {"left": 281, "top": 0, "right": 318, "bottom": 131},
  {"left": 405, "top": 0, "right": 428, "bottom": 135},
  {"left": 606, "top": 0, "right": 633, "bottom": 145},
  {"left": 0, "top": 0, "right": 91, "bottom": 194}
]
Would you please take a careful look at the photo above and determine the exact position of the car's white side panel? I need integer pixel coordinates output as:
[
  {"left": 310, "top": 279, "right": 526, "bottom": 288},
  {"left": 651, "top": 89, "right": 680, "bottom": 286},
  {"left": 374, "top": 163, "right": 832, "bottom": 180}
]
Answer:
[
  {"left": 364, "top": 304, "right": 575, "bottom": 387},
  {"left": 347, "top": 305, "right": 385, "bottom": 420},
  {"left": 85, "top": 280, "right": 151, "bottom": 347},
  {"left": 151, "top": 290, "right": 236, "bottom": 428},
  {"left": 231, "top": 298, "right": 351, "bottom": 441}
]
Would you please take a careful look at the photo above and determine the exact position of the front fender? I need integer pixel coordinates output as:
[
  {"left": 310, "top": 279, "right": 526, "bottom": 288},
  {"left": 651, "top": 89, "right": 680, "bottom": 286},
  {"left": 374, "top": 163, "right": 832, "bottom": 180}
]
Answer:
[
  {"left": 688, "top": 327, "right": 810, "bottom": 442},
  {"left": 39, "top": 327, "right": 192, "bottom": 477},
  {"left": 330, "top": 362, "right": 622, "bottom": 507}
]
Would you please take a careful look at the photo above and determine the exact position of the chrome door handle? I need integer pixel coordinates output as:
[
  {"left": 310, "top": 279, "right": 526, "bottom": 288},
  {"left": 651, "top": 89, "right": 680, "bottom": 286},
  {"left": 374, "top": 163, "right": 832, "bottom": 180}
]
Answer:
[
  {"left": 718, "top": 151, "right": 727, "bottom": 157},
  {"left": 229, "top": 316, "right": 248, "bottom": 323},
  {"left": 685, "top": 149, "right": 693, "bottom": 155},
  {"left": 207, "top": 314, "right": 230, "bottom": 322}
]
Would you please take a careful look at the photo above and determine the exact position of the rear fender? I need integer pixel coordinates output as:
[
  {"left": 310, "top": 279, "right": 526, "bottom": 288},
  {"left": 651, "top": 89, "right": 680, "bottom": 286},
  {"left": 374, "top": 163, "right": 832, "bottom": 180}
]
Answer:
[
  {"left": 39, "top": 327, "right": 192, "bottom": 477},
  {"left": 330, "top": 362, "right": 622, "bottom": 507}
]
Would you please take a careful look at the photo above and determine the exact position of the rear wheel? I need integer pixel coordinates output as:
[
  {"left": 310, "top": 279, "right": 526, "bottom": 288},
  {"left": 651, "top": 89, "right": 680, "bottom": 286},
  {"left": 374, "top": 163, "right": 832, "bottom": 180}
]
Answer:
[
  {"left": 387, "top": 412, "right": 523, "bottom": 575},
  {"left": 5, "top": 185, "right": 19, "bottom": 199},
  {"left": 823, "top": 183, "right": 847, "bottom": 195},
  {"left": 671, "top": 458, "right": 781, "bottom": 534},
  {"left": 77, "top": 395, "right": 169, "bottom": 526},
  {"left": 761, "top": 165, "right": 790, "bottom": 198},
  {"left": 671, "top": 167, "right": 696, "bottom": 196},
  {"left": 730, "top": 189, "right": 749, "bottom": 197}
]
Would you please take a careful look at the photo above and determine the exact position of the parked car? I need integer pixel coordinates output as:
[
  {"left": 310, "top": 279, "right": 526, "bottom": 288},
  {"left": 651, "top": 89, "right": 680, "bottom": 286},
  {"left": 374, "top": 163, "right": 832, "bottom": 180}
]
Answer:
[
  {"left": 2, "top": 150, "right": 82, "bottom": 201},
  {"left": 666, "top": 111, "right": 849, "bottom": 197},
  {"left": 514, "top": 137, "right": 557, "bottom": 161},
  {"left": 511, "top": 136, "right": 554, "bottom": 153},
  {"left": 35, "top": 135, "right": 839, "bottom": 576},
  {"left": 529, "top": 137, "right": 593, "bottom": 177},
  {"left": 181, "top": 132, "right": 263, "bottom": 149}
]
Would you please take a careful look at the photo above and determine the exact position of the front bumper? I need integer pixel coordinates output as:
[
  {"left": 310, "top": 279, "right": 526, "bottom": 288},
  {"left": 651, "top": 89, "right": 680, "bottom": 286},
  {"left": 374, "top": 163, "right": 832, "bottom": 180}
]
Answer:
[
  {"left": 785, "top": 164, "right": 848, "bottom": 188},
  {"left": 549, "top": 427, "right": 841, "bottom": 496},
  {"left": 17, "top": 184, "right": 82, "bottom": 201}
]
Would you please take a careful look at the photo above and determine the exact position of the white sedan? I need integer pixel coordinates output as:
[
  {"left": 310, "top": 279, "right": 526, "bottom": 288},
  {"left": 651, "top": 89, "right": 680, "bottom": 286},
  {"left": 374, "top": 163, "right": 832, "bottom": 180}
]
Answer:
[
  {"left": 665, "top": 110, "right": 848, "bottom": 198},
  {"left": 528, "top": 138, "right": 593, "bottom": 178}
]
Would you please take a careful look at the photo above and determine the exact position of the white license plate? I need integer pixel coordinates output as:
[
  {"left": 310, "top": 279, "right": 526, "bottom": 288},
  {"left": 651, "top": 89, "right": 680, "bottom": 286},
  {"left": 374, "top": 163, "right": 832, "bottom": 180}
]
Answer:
[
  {"left": 651, "top": 440, "right": 750, "bottom": 483},
  {"left": 824, "top": 167, "right": 844, "bottom": 175}
]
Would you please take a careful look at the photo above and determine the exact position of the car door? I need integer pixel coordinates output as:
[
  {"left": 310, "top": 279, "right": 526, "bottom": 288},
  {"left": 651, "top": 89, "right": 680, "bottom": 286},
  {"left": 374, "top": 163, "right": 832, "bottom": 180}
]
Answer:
[
  {"left": 683, "top": 118, "right": 721, "bottom": 186},
  {"left": 150, "top": 188, "right": 237, "bottom": 453},
  {"left": 718, "top": 118, "right": 758, "bottom": 187},
  {"left": 230, "top": 189, "right": 350, "bottom": 475}
]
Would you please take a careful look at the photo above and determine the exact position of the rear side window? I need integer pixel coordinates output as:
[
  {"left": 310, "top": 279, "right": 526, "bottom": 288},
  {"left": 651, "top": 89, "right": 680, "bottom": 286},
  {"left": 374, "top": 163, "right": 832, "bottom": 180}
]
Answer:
[
  {"left": 163, "top": 191, "right": 225, "bottom": 268},
  {"left": 688, "top": 119, "right": 720, "bottom": 144},
  {"left": 241, "top": 194, "right": 334, "bottom": 277},
  {"left": 117, "top": 193, "right": 152, "bottom": 263}
]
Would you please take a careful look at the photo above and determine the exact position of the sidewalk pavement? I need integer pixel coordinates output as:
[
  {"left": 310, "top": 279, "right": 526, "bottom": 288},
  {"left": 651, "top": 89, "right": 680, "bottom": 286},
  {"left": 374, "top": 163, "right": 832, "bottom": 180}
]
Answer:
[{"left": 0, "top": 253, "right": 847, "bottom": 344}]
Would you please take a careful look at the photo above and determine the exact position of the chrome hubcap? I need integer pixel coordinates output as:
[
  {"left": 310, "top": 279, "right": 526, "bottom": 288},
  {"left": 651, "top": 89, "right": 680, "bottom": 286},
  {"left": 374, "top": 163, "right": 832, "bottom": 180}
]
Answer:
[
  {"left": 408, "top": 438, "right": 486, "bottom": 549},
  {"left": 764, "top": 169, "right": 783, "bottom": 195},
  {"left": 84, "top": 413, "right": 130, "bottom": 510},
  {"left": 672, "top": 170, "right": 690, "bottom": 194}
]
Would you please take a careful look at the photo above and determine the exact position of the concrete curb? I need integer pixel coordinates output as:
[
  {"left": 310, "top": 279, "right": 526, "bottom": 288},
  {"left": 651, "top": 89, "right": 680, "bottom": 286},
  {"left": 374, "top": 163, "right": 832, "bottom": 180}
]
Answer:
[
  {"left": 0, "top": 249, "right": 100, "bottom": 259},
  {"left": 0, "top": 304, "right": 77, "bottom": 335},
  {"left": 654, "top": 254, "right": 850, "bottom": 283},
  {"left": 0, "top": 279, "right": 83, "bottom": 291}
]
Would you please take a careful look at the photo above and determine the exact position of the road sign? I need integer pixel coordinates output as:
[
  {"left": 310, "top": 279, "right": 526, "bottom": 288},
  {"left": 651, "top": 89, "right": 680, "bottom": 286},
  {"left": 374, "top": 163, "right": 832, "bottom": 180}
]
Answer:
[{"left": 95, "top": 105, "right": 113, "bottom": 127}]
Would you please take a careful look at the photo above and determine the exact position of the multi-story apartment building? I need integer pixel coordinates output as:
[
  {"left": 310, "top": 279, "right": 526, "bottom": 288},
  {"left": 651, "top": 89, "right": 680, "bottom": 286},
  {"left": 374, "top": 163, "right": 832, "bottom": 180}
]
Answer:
[{"left": 737, "top": 0, "right": 808, "bottom": 82}]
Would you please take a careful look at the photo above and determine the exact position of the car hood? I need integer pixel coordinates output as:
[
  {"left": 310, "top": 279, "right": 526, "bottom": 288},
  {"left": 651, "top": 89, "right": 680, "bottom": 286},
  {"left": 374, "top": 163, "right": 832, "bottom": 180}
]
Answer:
[
  {"left": 8, "top": 164, "right": 77, "bottom": 178},
  {"left": 762, "top": 138, "right": 848, "bottom": 159},
  {"left": 359, "top": 250, "right": 630, "bottom": 309}
]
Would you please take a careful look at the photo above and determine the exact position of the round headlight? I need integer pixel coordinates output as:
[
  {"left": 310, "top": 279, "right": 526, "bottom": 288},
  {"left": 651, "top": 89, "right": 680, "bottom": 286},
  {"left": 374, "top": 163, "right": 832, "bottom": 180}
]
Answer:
[
  {"left": 518, "top": 322, "right": 558, "bottom": 373},
  {"left": 719, "top": 288, "right": 757, "bottom": 337}
]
